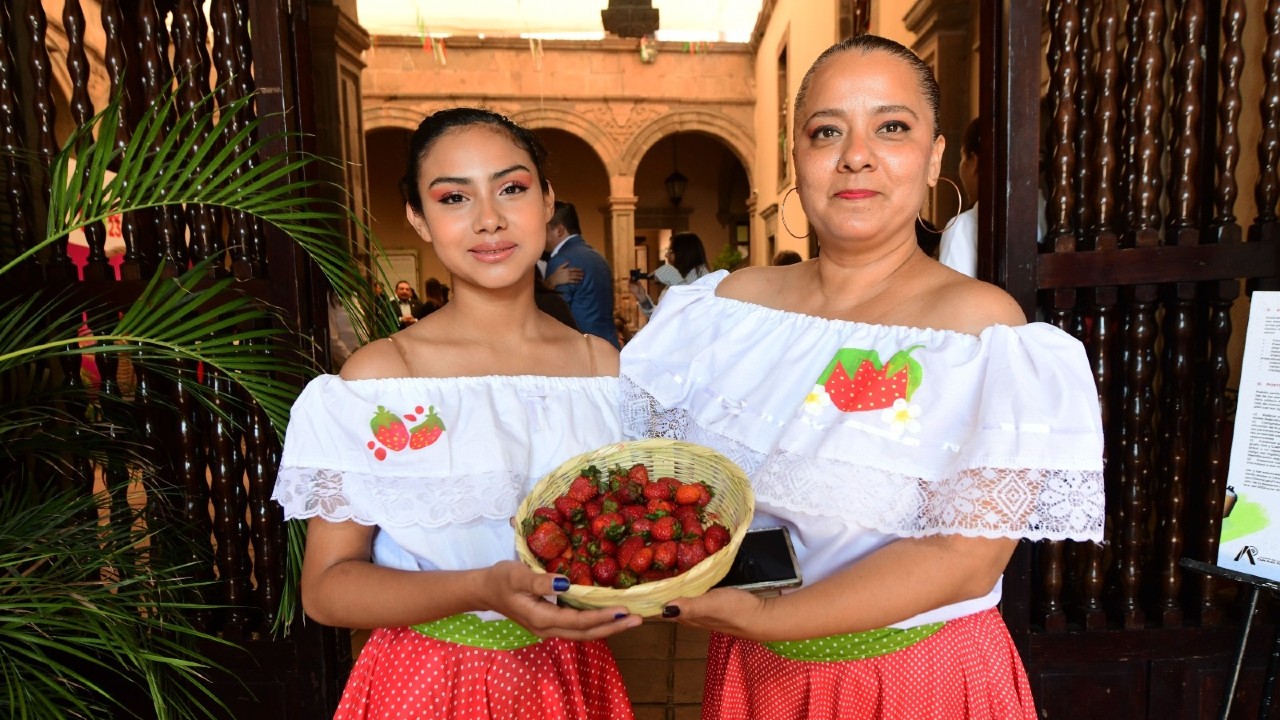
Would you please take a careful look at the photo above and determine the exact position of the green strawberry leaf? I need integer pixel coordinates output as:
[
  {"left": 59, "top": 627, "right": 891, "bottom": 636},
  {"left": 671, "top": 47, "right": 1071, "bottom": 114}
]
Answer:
[
  {"left": 884, "top": 345, "right": 925, "bottom": 400},
  {"left": 815, "top": 348, "right": 882, "bottom": 385}
]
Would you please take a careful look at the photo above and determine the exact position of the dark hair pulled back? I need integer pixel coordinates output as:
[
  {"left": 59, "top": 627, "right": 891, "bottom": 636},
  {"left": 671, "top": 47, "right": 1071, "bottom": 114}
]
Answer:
[
  {"left": 399, "top": 107, "right": 550, "bottom": 215},
  {"left": 794, "top": 34, "right": 942, "bottom": 140}
]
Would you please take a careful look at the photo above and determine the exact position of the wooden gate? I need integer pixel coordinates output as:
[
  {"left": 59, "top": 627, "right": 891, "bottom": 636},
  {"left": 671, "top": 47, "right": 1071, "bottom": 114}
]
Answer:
[
  {"left": 2, "top": 1, "right": 349, "bottom": 716},
  {"left": 985, "top": 1, "right": 1280, "bottom": 717}
]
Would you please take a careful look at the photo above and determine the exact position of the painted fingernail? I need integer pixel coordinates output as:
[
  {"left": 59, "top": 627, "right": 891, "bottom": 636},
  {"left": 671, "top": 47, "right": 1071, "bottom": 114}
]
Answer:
[
  {"left": 661, "top": 605, "right": 680, "bottom": 618},
  {"left": 552, "top": 577, "right": 570, "bottom": 592},
  {"left": 615, "top": 612, "right": 628, "bottom": 619}
]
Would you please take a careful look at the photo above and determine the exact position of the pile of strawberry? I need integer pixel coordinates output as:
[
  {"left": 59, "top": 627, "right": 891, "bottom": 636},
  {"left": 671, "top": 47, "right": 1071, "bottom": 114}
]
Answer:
[{"left": 522, "top": 463, "right": 732, "bottom": 589}]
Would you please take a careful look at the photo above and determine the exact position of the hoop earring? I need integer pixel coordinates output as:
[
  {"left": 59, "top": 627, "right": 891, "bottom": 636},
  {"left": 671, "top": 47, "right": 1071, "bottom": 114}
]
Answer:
[
  {"left": 780, "top": 187, "right": 810, "bottom": 239},
  {"left": 916, "top": 176, "right": 965, "bottom": 235}
]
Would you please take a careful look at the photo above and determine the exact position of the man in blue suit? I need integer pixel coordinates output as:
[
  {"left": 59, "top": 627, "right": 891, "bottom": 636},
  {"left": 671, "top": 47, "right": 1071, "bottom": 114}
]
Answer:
[{"left": 543, "top": 200, "right": 619, "bottom": 348}]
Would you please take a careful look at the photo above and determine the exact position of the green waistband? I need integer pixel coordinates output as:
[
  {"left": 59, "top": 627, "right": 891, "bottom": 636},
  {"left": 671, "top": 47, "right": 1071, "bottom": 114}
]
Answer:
[
  {"left": 761, "top": 621, "right": 944, "bottom": 661},
  {"left": 411, "top": 614, "right": 541, "bottom": 650}
]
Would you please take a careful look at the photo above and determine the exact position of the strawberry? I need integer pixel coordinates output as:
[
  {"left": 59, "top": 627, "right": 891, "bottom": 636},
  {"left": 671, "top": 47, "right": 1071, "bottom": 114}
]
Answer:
[
  {"left": 696, "top": 483, "right": 713, "bottom": 507},
  {"left": 613, "top": 477, "right": 644, "bottom": 504},
  {"left": 652, "top": 540, "right": 678, "bottom": 570},
  {"left": 616, "top": 535, "right": 646, "bottom": 570},
  {"left": 615, "top": 570, "right": 638, "bottom": 589},
  {"left": 621, "top": 504, "right": 648, "bottom": 524},
  {"left": 568, "top": 560, "right": 593, "bottom": 586},
  {"left": 627, "top": 463, "right": 649, "bottom": 484},
  {"left": 647, "top": 498, "right": 676, "bottom": 516},
  {"left": 583, "top": 499, "right": 604, "bottom": 520},
  {"left": 596, "top": 538, "right": 617, "bottom": 558},
  {"left": 642, "top": 568, "right": 675, "bottom": 582},
  {"left": 672, "top": 505, "right": 701, "bottom": 523},
  {"left": 568, "top": 474, "right": 599, "bottom": 503},
  {"left": 677, "top": 539, "right": 709, "bottom": 572},
  {"left": 526, "top": 520, "right": 569, "bottom": 561},
  {"left": 818, "top": 346, "right": 924, "bottom": 412},
  {"left": 627, "top": 545, "right": 655, "bottom": 574},
  {"left": 591, "top": 556, "right": 621, "bottom": 587},
  {"left": 554, "top": 496, "right": 585, "bottom": 523},
  {"left": 629, "top": 517, "right": 654, "bottom": 538},
  {"left": 650, "top": 515, "right": 681, "bottom": 542},
  {"left": 679, "top": 513, "right": 704, "bottom": 539},
  {"left": 703, "top": 524, "right": 731, "bottom": 554},
  {"left": 590, "top": 512, "right": 626, "bottom": 540},
  {"left": 643, "top": 480, "right": 672, "bottom": 502},
  {"left": 674, "top": 482, "right": 703, "bottom": 506},
  {"left": 408, "top": 405, "right": 446, "bottom": 449},
  {"left": 370, "top": 406, "right": 409, "bottom": 451},
  {"left": 532, "top": 506, "right": 563, "bottom": 524}
]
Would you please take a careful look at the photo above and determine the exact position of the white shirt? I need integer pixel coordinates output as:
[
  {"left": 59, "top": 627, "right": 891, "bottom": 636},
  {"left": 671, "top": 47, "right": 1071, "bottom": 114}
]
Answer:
[
  {"left": 274, "top": 374, "right": 623, "bottom": 620},
  {"left": 938, "top": 204, "right": 979, "bottom": 277},
  {"left": 620, "top": 272, "right": 1105, "bottom": 628}
]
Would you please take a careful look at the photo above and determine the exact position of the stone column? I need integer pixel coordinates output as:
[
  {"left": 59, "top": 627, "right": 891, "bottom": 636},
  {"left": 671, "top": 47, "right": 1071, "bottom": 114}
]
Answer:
[
  {"left": 607, "top": 192, "right": 640, "bottom": 331},
  {"left": 607, "top": 174, "right": 639, "bottom": 278},
  {"left": 745, "top": 190, "right": 760, "bottom": 265}
]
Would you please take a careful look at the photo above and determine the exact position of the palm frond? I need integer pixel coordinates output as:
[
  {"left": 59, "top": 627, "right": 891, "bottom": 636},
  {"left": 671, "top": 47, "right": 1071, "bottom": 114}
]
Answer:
[{"left": 0, "top": 487, "right": 232, "bottom": 719}]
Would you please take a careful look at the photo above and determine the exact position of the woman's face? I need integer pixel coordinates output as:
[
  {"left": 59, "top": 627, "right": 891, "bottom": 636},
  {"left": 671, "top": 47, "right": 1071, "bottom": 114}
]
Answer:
[
  {"left": 793, "top": 50, "right": 944, "bottom": 249},
  {"left": 405, "top": 124, "right": 553, "bottom": 289}
]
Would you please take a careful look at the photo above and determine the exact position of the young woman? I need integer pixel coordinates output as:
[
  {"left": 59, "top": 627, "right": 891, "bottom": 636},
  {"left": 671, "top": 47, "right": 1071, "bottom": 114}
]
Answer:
[
  {"left": 621, "top": 35, "right": 1104, "bottom": 719},
  {"left": 628, "top": 231, "right": 711, "bottom": 318},
  {"left": 274, "top": 108, "right": 639, "bottom": 719}
]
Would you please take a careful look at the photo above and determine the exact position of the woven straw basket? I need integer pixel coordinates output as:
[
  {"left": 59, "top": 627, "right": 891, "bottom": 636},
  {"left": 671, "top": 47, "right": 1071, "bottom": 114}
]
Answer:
[{"left": 515, "top": 438, "right": 754, "bottom": 617}]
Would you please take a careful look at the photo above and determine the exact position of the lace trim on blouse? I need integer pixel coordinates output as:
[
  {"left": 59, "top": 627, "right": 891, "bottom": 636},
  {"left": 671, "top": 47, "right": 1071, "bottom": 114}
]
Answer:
[
  {"left": 621, "top": 377, "right": 1104, "bottom": 542},
  {"left": 274, "top": 466, "right": 524, "bottom": 528}
]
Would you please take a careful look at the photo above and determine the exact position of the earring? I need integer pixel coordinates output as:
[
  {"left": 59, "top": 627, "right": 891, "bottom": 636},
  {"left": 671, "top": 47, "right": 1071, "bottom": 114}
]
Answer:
[
  {"left": 917, "top": 176, "right": 965, "bottom": 235},
  {"left": 780, "top": 187, "right": 810, "bottom": 239}
]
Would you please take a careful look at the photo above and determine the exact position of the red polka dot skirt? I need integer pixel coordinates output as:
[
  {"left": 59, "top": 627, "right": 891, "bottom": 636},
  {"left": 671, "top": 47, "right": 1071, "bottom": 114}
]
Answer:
[
  {"left": 334, "top": 626, "right": 634, "bottom": 719},
  {"left": 701, "top": 608, "right": 1037, "bottom": 720}
]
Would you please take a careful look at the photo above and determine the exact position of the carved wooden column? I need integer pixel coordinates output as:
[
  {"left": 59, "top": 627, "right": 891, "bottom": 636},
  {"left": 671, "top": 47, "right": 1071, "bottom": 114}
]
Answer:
[
  {"left": 309, "top": 2, "right": 372, "bottom": 268},
  {"left": 905, "top": 0, "right": 974, "bottom": 233}
]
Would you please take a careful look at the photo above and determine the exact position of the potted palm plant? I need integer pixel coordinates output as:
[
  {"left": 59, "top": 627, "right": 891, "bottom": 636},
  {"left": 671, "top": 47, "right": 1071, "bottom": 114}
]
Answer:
[{"left": 0, "top": 87, "right": 389, "bottom": 719}]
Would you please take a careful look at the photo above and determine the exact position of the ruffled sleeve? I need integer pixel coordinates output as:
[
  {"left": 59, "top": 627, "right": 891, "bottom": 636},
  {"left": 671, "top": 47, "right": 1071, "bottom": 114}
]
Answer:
[{"left": 272, "top": 375, "right": 384, "bottom": 525}]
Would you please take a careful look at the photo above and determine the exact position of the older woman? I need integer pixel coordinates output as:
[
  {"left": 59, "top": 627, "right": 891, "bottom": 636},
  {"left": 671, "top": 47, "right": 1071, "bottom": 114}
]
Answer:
[{"left": 620, "top": 35, "right": 1103, "bottom": 719}]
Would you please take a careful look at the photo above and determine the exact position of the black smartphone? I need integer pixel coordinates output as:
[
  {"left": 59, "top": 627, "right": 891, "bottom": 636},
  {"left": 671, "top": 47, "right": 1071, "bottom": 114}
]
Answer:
[
  {"left": 629, "top": 268, "right": 647, "bottom": 282},
  {"left": 713, "top": 526, "right": 802, "bottom": 597}
]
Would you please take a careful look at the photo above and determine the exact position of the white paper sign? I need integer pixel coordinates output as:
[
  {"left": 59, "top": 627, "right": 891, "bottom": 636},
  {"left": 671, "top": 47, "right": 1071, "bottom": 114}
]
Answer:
[{"left": 1218, "top": 291, "right": 1280, "bottom": 580}]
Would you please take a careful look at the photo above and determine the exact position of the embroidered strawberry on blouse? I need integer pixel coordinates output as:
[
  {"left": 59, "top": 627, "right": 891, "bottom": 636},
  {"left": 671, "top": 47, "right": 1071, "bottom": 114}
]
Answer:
[
  {"left": 366, "top": 404, "right": 447, "bottom": 460},
  {"left": 370, "top": 406, "right": 409, "bottom": 452},
  {"left": 816, "top": 345, "right": 925, "bottom": 412},
  {"left": 408, "top": 405, "right": 446, "bottom": 449}
]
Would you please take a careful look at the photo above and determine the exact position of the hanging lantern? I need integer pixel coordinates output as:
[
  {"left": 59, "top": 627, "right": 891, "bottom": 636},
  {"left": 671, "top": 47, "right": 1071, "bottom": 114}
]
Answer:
[{"left": 601, "top": 0, "right": 659, "bottom": 39}]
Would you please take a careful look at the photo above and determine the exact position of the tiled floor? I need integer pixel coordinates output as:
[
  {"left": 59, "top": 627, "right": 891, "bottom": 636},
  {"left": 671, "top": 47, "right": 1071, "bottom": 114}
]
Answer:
[{"left": 606, "top": 621, "right": 710, "bottom": 716}]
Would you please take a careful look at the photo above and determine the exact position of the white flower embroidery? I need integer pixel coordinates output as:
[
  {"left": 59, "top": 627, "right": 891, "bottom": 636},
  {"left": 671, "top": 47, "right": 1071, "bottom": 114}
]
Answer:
[
  {"left": 803, "top": 385, "right": 832, "bottom": 415},
  {"left": 881, "top": 398, "right": 922, "bottom": 436}
]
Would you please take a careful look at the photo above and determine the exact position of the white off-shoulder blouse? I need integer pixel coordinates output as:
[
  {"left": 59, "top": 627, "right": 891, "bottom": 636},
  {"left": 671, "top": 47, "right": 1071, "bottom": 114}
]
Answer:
[
  {"left": 620, "top": 271, "right": 1105, "bottom": 628},
  {"left": 272, "top": 374, "right": 623, "bottom": 619}
]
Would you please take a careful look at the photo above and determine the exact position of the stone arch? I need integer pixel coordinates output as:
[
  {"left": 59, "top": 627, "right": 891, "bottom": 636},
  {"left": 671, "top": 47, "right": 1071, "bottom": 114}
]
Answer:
[
  {"left": 363, "top": 103, "right": 431, "bottom": 133},
  {"left": 509, "top": 107, "right": 622, "bottom": 177},
  {"left": 620, "top": 111, "right": 754, "bottom": 181}
]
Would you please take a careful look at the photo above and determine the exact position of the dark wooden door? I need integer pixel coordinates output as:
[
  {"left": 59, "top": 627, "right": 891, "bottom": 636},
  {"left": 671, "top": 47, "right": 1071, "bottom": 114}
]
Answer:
[
  {"left": 985, "top": 0, "right": 1280, "bottom": 717},
  {"left": 3, "top": 1, "right": 349, "bottom": 716}
]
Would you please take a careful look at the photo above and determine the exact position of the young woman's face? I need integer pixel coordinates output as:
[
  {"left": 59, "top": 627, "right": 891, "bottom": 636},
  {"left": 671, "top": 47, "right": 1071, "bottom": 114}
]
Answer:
[
  {"left": 406, "top": 125, "right": 553, "bottom": 289},
  {"left": 792, "top": 50, "right": 944, "bottom": 249}
]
